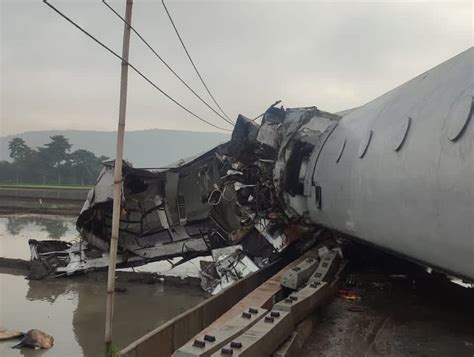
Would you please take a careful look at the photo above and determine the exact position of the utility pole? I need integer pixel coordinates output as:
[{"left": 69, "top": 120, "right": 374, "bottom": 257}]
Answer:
[{"left": 105, "top": 0, "right": 133, "bottom": 353}]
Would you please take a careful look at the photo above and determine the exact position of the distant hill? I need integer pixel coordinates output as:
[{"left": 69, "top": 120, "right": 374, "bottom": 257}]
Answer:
[{"left": 0, "top": 129, "right": 230, "bottom": 167}]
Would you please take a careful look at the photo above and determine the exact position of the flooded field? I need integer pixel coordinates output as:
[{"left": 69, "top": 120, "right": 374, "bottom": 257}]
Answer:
[
  {"left": 0, "top": 215, "right": 207, "bottom": 356},
  {"left": 0, "top": 215, "right": 79, "bottom": 260}
]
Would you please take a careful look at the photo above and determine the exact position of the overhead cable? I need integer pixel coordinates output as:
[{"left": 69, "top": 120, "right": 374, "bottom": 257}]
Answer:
[
  {"left": 43, "top": 0, "right": 231, "bottom": 132},
  {"left": 102, "top": 0, "right": 234, "bottom": 126},
  {"left": 161, "top": 0, "right": 232, "bottom": 122}
]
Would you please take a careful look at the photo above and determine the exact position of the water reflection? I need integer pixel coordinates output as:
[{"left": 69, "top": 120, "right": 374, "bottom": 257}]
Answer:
[
  {"left": 26, "top": 278, "right": 73, "bottom": 304},
  {"left": 0, "top": 215, "right": 78, "bottom": 260},
  {"left": 0, "top": 273, "right": 205, "bottom": 357},
  {"left": 1, "top": 215, "right": 207, "bottom": 356},
  {"left": 40, "top": 221, "right": 69, "bottom": 240},
  {"left": 17, "top": 346, "right": 47, "bottom": 357},
  {"left": 6, "top": 218, "right": 24, "bottom": 235},
  {"left": 5, "top": 216, "right": 71, "bottom": 240}
]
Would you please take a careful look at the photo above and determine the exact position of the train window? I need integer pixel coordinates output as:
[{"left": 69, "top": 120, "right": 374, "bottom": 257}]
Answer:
[
  {"left": 336, "top": 139, "right": 346, "bottom": 163},
  {"left": 393, "top": 117, "right": 411, "bottom": 151},
  {"left": 448, "top": 95, "right": 473, "bottom": 141},
  {"left": 315, "top": 186, "right": 322, "bottom": 209},
  {"left": 284, "top": 141, "right": 314, "bottom": 196},
  {"left": 358, "top": 130, "right": 373, "bottom": 158}
]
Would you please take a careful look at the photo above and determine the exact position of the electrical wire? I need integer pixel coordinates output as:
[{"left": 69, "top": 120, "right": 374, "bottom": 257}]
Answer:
[
  {"left": 102, "top": 0, "right": 234, "bottom": 127},
  {"left": 161, "top": 0, "right": 232, "bottom": 122},
  {"left": 253, "top": 100, "right": 282, "bottom": 121},
  {"left": 43, "top": 0, "right": 231, "bottom": 132}
]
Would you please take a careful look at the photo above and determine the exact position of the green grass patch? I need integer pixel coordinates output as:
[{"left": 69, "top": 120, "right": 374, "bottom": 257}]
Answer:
[{"left": 105, "top": 345, "right": 119, "bottom": 357}]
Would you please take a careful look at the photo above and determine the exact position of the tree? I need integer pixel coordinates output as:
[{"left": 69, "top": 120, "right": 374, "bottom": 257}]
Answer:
[
  {"left": 1, "top": 135, "right": 107, "bottom": 185},
  {"left": 38, "top": 135, "right": 72, "bottom": 184},
  {"left": 0, "top": 161, "right": 17, "bottom": 183},
  {"left": 40, "top": 135, "right": 71, "bottom": 166},
  {"left": 8, "top": 137, "right": 34, "bottom": 162},
  {"left": 69, "top": 149, "right": 100, "bottom": 185},
  {"left": 8, "top": 138, "right": 37, "bottom": 183}
]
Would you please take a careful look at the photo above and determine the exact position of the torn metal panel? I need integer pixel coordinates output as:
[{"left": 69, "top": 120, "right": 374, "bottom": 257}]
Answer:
[
  {"left": 210, "top": 245, "right": 259, "bottom": 295},
  {"left": 254, "top": 219, "right": 287, "bottom": 252},
  {"left": 256, "top": 122, "right": 281, "bottom": 149}
]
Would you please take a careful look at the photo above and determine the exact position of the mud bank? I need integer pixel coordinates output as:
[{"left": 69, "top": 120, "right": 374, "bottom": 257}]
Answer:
[
  {"left": 0, "top": 261, "right": 203, "bottom": 289},
  {"left": 300, "top": 249, "right": 474, "bottom": 357},
  {"left": 0, "top": 187, "right": 88, "bottom": 215}
]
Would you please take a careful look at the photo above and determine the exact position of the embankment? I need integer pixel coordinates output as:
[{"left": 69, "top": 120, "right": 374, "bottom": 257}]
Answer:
[{"left": 0, "top": 185, "right": 89, "bottom": 215}]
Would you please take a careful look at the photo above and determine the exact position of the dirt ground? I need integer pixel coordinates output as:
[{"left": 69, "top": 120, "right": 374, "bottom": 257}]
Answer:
[{"left": 301, "top": 248, "right": 474, "bottom": 357}]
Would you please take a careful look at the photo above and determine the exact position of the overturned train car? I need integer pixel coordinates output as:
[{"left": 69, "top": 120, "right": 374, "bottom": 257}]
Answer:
[
  {"left": 30, "top": 48, "right": 473, "bottom": 283},
  {"left": 277, "top": 47, "right": 473, "bottom": 282}
]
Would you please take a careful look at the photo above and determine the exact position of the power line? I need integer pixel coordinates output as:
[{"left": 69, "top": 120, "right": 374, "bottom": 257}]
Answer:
[
  {"left": 252, "top": 100, "right": 282, "bottom": 121},
  {"left": 161, "top": 0, "right": 232, "bottom": 122},
  {"left": 102, "top": 0, "right": 234, "bottom": 127},
  {"left": 43, "top": 0, "right": 231, "bottom": 132}
]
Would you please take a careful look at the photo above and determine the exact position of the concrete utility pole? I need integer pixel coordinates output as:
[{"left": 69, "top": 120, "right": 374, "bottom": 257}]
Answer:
[{"left": 105, "top": 0, "right": 133, "bottom": 353}]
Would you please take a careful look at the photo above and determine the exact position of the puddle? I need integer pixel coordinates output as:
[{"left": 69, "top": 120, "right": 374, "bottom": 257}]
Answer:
[{"left": 0, "top": 215, "right": 207, "bottom": 356}]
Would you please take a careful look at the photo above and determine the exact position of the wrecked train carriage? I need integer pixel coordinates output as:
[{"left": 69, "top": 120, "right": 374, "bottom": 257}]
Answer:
[
  {"left": 28, "top": 106, "right": 339, "bottom": 278},
  {"left": 29, "top": 49, "right": 474, "bottom": 284},
  {"left": 76, "top": 144, "right": 241, "bottom": 264},
  {"left": 73, "top": 106, "right": 341, "bottom": 265}
]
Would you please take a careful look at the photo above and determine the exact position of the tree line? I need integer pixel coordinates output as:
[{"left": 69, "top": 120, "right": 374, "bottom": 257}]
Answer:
[{"left": 0, "top": 135, "right": 108, "bottom": 185}]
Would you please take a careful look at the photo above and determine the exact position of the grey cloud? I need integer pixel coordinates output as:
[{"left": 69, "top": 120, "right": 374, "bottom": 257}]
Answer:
[{"left": 1, "top": 0, "right": 471, "bottom": 135}]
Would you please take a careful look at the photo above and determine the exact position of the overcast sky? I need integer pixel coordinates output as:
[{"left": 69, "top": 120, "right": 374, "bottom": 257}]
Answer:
[{"left": 1, "top": 0, "right": 472, "bottom": 135}]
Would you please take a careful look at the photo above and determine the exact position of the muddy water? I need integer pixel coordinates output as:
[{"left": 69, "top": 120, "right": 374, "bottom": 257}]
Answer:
[
  {"left": 0, "top": 216, "right": 207, "bottom": 356},
  {"left": 0, "top": 215, "right": 79, "bottom": 260}
]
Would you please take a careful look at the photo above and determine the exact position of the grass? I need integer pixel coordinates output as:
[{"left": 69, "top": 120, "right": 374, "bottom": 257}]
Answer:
[
  {"left": 0, "top": 183, "right": 92, "bottom": 190},
  {"left": 105, "top": 345, "right": 119, "bottom": 357}
]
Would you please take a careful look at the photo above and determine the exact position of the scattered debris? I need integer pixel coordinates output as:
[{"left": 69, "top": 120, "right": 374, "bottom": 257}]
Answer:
[
  {"left": 345, "top": 274, "right": 357, "bottom": 287},
  {"left": 199, "top": 260, "right": 220, "bottom": 293},
  {"left": 209, "top": 246, "right": 259, "bottom": 295},
  {"left": 11, "top": 329, "right": 54, "bottom": 349},
  {"left": 389, "top": 274, "right": 408, "bottom": 280},
  {"left": 347, "top": 306, "right": 367, "bottom": 313},
  {"left": 338, "top": 290, "right": 360, "bottom": 301},
  {"left": 0, "top": 327, "right": 23, "bottom": 341},
  {"left": 370, "top": 281, "right": 392, "bottom": 291}
]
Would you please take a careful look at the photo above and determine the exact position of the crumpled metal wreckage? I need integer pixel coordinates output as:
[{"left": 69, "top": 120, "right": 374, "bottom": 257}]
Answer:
[
  {"left": 28, "top": 48, "right": 474, "bottom": 288},
  {"left": 29, "top": 105, "right": 338, "bottom": 290}
]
